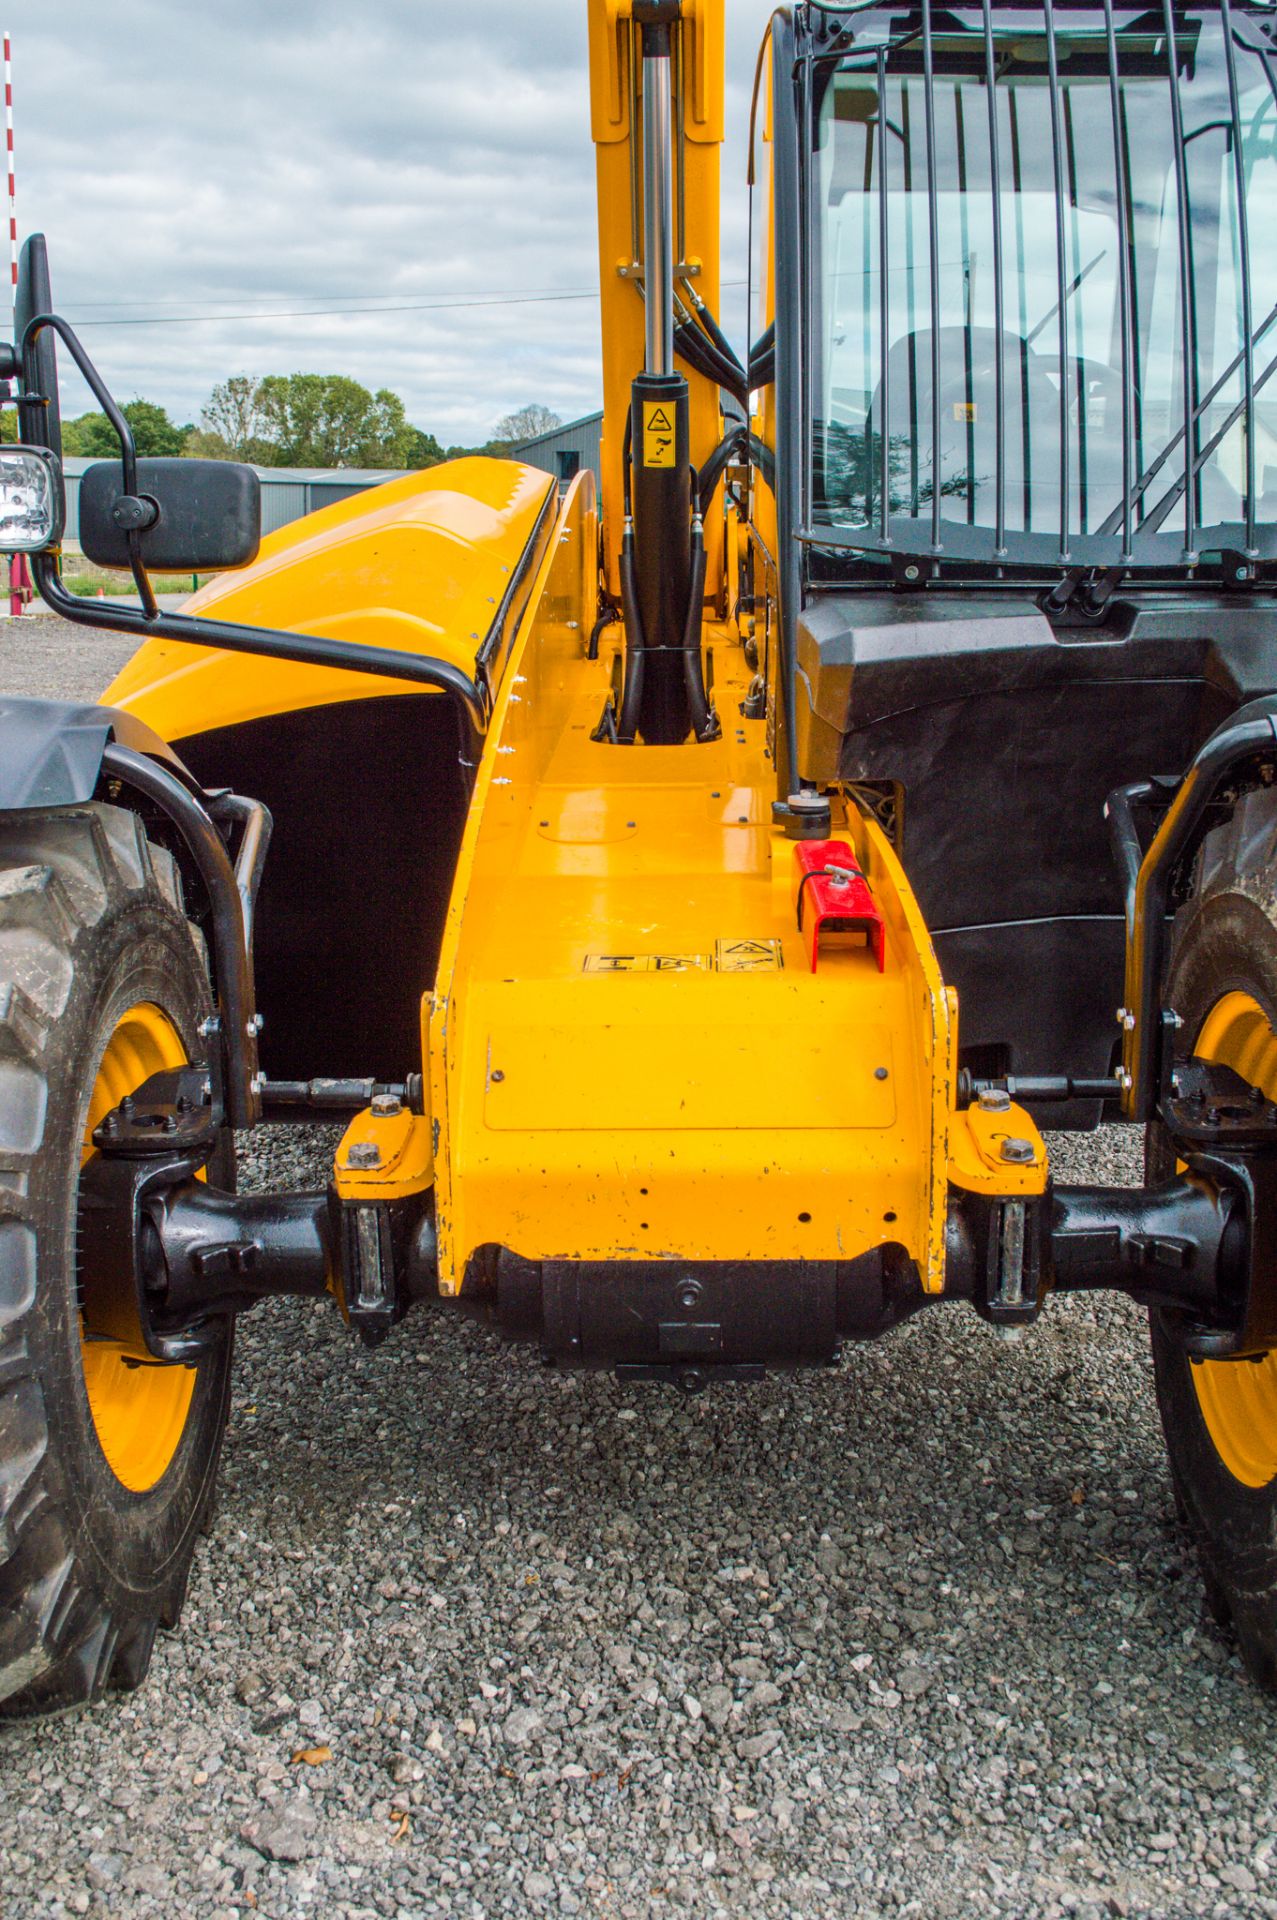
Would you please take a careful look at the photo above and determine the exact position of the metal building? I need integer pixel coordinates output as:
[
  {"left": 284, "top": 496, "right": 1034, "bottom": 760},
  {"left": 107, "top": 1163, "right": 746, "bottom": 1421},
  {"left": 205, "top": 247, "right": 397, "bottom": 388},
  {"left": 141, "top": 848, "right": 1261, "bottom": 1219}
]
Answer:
[{"left": 509, "top": 412, "right": 604, "bottom": 485}]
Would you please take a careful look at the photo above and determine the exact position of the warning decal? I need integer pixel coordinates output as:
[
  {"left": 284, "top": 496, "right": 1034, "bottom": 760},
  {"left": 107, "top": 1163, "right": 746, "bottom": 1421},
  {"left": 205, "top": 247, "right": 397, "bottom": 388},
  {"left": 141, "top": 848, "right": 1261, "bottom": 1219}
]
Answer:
[
  {"left": 583, "top": 941, "right": 784, "bottom": 973},
  {"left": 643, "top": 401, "right": 676, "bottom": 469},
  {"left": 716, "top": 938, "right": 784, "bottom": 973},
  {"left": 584, "top": 952, "right": 708, "bottom": 972}
]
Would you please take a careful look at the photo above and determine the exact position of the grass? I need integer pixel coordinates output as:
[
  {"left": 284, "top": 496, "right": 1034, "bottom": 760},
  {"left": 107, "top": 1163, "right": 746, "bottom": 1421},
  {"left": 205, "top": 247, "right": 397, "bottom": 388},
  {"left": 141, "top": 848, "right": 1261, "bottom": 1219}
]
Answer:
[{"left": 61, "top": 556, "right": 207, "bottom": 599}]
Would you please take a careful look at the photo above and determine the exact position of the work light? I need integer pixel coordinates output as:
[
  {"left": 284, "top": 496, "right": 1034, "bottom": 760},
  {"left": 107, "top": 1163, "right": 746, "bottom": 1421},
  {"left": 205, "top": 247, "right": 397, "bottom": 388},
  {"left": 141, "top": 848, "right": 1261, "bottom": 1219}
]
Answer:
[{"left": 0, "top": 444, "right": 63, "bottom": 552}]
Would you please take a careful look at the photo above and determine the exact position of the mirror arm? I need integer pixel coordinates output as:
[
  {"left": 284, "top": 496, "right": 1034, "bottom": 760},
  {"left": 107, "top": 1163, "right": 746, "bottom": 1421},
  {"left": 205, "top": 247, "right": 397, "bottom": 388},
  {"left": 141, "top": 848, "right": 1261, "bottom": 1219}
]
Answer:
[{"left": 28, "top": 552, "right": 489, "bottom": 769}]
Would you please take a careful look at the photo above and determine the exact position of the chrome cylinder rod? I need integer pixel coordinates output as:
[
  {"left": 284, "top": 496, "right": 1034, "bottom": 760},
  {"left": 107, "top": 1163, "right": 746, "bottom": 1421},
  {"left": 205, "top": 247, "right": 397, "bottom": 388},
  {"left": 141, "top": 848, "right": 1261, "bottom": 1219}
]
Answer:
[{"left": 642, "top": 27, "right": 675, "bottom": 377}]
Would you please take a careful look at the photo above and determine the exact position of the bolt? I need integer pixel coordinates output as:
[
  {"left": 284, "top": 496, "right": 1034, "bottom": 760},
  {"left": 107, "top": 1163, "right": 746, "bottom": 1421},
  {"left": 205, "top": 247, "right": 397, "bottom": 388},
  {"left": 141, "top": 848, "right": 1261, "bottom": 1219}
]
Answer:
[
  {"left": 1116, "top": 1067, "right": 1133, "bottom": 1092},
  {"left": 490, "top": 1069, "right": 505, "bottom": 1084},
  {"left": 371, "top": 1093, "right": 403, "bottom": 1118},
  {"left": 346, "top": 1141, "right": 381, "bottom": 1170},
  {"left": 1117, "top": 1007, "right": 1136, "bottom": 1030},
  {"left": 246, "top": 1013, "right": 264, "bottom": 1036},
  {"left": 874, "top": 1066, "right": 890, "bottom": 1082},
  {"left": 977, "top": 1087, "right": 1011, "bottom": 1112},
  {"left": 1164, "top": 1009, "right": 1184, "bottom": 1030},
  {"left": 162, "top": 1112, "right": 177, "bottom": 1132},
  {"left": 903, "top": 563, "right": 921, "bottom": 582},
  {"left": 1001, "top": 1136, "right": 1036, "bottom": 1164},
  {"left": 199, "top": 1015, "right": 219, "bottom": 1039},
  {"left": 249, "top": 1072, "right": 265, "bottom": 1096}
]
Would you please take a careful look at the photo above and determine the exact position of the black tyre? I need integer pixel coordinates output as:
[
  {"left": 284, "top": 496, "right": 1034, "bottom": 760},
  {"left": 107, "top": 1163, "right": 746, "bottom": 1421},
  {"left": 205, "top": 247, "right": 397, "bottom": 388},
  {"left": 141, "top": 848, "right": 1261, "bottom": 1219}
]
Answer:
[
  {"left": 0, "top": 802, "right": 233, "bottom": 1716},
  {"left": 1149, "top": 783, "right": 1277, "bottom": 1689}
]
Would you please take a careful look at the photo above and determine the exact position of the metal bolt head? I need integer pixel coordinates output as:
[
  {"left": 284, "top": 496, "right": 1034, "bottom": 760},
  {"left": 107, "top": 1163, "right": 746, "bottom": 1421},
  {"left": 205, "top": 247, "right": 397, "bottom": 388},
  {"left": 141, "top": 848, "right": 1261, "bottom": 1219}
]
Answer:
[
  {"left": 370, "top": 1093, "right": 403, "bottom": 1118},
  {"left": 977, "top": 1087, "right": 1011, "bottom": 1112},
  {"left": 903, "top": 563, "right": 921, "bottom": 582},
  {"left": 199, "top": 1015, "right": 219, "bottom": 1039},
  {"left": 1116, "top": 1006, "right": 1135, "bottom": 1031},
  {"left": 347, "top": 1141, "right": 381, "bottom": 1170},
  {"left": 1001, "top": 1136, "right": 1036, "bottom": 1165}
]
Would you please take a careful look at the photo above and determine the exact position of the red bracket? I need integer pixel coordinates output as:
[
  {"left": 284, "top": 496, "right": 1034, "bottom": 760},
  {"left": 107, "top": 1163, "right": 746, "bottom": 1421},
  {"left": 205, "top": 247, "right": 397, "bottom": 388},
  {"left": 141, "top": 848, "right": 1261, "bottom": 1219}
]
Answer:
[{"left": 793, "top": 839, "right": 886, "bottom": 973}]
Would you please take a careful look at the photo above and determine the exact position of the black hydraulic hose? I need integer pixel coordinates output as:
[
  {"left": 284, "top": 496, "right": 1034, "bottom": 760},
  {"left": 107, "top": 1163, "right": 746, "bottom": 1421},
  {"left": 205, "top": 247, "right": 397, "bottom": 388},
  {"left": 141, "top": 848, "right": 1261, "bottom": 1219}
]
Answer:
[
  {"left": 689, "top": 294, "right": 746, "bottom": 378},
  {"left": 674, "top": 320, "right": 750, "bottom": 408},
  {"left": 587, "top": 604, "right": 620, "bottom": 660},
  {"left": 100, "top": 743, "right": 260, "bottom": 1130},
  {"left": 748, "top": 432, "right": 777, "bottom": 496},
  {"left": 748, "top": 322, "right": 776, "bottom": 391},
  {"left": 697, "top": 425, "right": 749, "bottom": 515},
  {"left": 681, "top": 520, "right": 712, "bottom": 740},
  {"left": 616, "top": 525, "right": 646, "bottom": 744}
]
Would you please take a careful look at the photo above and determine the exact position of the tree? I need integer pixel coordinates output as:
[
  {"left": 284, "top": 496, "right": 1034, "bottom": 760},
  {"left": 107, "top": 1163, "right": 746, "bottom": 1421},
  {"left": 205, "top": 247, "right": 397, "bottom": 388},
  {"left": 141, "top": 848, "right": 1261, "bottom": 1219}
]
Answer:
[
  {"left": 492, "top": 403, "right": 561, "bottom": 446},
  {"left": 62, "top": 399, "right": 186, "bottom": 459},
  {"left": 402, "top": 425, "right": 445, "bottom": 469},
  {"left": 200, "top": 375, "right": 268, "bottom": 460}
]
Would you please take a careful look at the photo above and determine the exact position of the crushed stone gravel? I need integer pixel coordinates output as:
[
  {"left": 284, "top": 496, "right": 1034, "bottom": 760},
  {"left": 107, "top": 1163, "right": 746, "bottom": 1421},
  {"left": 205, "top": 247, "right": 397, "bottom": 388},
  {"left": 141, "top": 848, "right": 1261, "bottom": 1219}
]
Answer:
[{"left": 1, "top": 615, "right": 1274, "bottom": 1920}]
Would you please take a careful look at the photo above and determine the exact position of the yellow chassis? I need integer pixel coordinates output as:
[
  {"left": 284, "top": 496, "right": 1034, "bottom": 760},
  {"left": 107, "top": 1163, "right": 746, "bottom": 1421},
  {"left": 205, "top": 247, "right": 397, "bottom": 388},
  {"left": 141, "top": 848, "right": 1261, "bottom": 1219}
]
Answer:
[{"left": 105, "top": 464, "right": 1046, "bottom": 1307}]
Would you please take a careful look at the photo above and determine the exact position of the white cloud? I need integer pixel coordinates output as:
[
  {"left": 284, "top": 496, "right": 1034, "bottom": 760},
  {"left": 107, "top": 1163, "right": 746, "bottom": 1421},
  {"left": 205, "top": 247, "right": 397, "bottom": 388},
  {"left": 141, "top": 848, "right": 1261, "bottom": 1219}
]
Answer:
[{"left": 14, "top": 0, "right": 776, "bottom": 444}]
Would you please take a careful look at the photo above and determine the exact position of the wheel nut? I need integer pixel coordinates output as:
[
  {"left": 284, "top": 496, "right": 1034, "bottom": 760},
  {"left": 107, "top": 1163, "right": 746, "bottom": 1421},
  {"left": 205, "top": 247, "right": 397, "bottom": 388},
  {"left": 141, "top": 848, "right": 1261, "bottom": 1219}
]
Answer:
[
  {"left": 1001, "top": 1136, "right": 1036, "bottom": 1165},
  {"left": 977, "top": 1088, "right": 1011, "bottom": 1112}
]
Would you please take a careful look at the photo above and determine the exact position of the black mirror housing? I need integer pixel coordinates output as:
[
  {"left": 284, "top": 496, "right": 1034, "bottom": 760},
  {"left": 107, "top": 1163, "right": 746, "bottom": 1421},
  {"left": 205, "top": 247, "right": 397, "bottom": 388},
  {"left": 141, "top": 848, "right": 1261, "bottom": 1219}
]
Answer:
[{"left": 78, "top": 458, "right": 261, "bottom": 572}]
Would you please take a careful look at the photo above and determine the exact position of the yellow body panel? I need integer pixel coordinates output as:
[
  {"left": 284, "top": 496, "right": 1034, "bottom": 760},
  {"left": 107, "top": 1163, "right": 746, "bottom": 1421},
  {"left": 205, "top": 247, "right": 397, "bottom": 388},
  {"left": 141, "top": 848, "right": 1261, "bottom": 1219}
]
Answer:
[
  {"left": 102, "top": 457, "right": 556, "bottom": 742},
  {"left": 426, "top": 478, "right": 964, "bottom": 1296},
  {"left": 588, "top": 0, "right": 725, "bottom": 594}
]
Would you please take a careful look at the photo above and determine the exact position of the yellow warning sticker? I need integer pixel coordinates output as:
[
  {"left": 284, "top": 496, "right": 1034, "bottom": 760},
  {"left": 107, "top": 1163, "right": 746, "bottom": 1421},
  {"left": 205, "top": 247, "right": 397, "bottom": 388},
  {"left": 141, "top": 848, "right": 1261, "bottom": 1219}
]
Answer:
[
  {"left": 643, "top": 401, "right": 676, "bottom": 469},
  {"left": 716, "top": 938, "right": 784, "bottom": 973},
  {"left": 584, "top": 953, "right": 709, "bottom": 973}
]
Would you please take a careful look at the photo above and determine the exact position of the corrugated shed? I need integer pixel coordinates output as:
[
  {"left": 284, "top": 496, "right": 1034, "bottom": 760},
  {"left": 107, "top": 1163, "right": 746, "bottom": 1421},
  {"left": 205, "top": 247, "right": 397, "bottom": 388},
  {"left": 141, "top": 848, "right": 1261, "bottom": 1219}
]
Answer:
[{"left": 510, "top": 412, "right": 603, "bottom": 484}]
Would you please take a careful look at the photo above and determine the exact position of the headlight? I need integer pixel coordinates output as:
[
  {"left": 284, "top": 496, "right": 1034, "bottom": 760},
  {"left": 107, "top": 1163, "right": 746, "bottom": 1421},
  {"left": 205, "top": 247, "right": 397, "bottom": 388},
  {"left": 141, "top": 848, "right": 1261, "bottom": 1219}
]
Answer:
[{"left": 0, "top": 445, "right": 64, "bottom": 553}]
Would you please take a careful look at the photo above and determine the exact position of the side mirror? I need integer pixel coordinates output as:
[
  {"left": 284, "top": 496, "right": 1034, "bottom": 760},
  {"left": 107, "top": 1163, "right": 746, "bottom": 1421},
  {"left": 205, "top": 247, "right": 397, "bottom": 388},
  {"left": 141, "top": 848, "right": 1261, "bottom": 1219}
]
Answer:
[
  {"left": 0, "top": 444, "right": 64, "bottom": 551},
  {"left": 78, "top": 457, "right": 261, "bottom": 572}
]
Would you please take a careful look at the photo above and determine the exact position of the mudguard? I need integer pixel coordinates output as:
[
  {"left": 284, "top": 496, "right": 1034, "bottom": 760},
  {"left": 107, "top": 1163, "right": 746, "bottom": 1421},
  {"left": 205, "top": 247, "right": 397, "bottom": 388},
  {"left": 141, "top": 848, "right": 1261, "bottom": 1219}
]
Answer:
[{"left": 0, "top": 697, "right": 195, "bottom": 810}]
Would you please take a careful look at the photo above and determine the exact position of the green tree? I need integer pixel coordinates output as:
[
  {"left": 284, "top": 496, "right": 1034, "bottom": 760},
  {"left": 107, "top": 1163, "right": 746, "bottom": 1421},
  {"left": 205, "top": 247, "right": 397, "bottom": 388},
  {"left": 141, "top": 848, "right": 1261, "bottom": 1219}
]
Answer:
[
  {"left": 252, "top": 373, "right": 415, "bottom": 468},
  {"left": 64, "top": 399, "right": 186, "bottom": 459},
  {"left": 402, "top": 425, "right": 445, "bottom": 469}
]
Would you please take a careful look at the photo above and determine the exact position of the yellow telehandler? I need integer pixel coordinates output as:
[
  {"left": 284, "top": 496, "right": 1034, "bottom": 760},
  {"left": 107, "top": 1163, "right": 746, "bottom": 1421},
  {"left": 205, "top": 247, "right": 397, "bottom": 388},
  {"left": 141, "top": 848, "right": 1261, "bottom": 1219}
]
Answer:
[{"left": 4, "top": 0, "right": 1277, "bottom": 1713}]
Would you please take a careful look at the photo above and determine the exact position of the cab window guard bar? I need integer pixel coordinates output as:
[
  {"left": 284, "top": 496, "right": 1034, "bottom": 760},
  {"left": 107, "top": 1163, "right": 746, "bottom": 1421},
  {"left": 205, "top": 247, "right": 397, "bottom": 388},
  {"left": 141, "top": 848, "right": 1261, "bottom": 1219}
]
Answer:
[{"left": 796, "top": 0, "right": 1277, "bottom": 582}]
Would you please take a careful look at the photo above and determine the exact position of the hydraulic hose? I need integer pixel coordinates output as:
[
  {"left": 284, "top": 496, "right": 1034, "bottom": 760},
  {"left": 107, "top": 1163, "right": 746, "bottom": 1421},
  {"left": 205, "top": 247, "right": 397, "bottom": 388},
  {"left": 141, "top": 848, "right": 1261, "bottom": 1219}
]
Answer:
[
  {"left": 674, "top": 320, "right": 749, "bottom": 407},
  {"left": 688, "top": 290, "right": 746, "bottom": 379},
  {"left": 681, "top": 517, "right": 712, "bottom": 740},
  {"left": 698, "top": 424, "right": 749, "bottom": 515},
  {"left": 616, "top": 521, "right": 646, "bottom": 743},
  {"left": 749, "top": 323, "right": 776, "bottom": 391}
]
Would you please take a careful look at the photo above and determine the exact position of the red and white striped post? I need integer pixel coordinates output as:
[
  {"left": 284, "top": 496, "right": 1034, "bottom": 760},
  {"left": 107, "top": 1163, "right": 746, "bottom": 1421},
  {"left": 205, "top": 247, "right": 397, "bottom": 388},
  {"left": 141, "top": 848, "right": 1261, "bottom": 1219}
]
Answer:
[
  {"left": 4, "top": 32, "right": 15, "bottom": 307},
  {"left": 5, "top": 30, "right": 28, "bottom": 619}
]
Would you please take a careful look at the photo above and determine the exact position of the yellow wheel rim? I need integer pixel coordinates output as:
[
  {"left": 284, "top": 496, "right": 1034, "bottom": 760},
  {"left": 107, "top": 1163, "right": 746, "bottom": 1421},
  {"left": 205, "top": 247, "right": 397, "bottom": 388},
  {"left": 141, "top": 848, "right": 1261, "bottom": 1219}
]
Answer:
[
  {"left": 1190, "top": 991, "right": 1277, "bottom": 1488},
  {"left": 79, "top": 1002, "right": 197, "bottom": 1492}
]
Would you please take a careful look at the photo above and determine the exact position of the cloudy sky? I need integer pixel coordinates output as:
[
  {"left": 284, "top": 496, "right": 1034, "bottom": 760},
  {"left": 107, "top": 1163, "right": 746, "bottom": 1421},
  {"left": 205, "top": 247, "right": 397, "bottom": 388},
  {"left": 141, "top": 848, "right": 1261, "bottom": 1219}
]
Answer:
[{"left": 15, "top": 0, "right": 775, "bottom": 446}]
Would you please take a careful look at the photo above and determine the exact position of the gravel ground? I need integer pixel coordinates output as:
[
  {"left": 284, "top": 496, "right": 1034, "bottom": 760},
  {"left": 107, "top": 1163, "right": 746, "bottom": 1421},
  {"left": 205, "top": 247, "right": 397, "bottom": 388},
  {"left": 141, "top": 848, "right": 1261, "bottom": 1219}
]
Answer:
[{"left": 1, "top": 612, "right": 1275, "bottom": 1920}]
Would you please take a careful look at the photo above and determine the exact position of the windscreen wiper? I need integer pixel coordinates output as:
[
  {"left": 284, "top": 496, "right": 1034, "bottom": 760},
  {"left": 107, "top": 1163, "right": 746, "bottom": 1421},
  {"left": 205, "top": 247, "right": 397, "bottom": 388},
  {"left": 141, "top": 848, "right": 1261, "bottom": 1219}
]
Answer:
[{"left": 1044, "top": 297, "right": 1277, "bottom": 616}]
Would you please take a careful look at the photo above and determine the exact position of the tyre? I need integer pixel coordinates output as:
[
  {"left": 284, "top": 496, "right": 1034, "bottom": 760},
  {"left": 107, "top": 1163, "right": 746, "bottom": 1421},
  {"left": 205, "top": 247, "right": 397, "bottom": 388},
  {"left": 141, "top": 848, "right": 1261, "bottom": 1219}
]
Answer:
[
  {"left": 1148, "top": 782, "right": 1277, "bottom": 1688},
  {"left": 0, "top": 801, "right": 233, "bottom": 1716}
]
